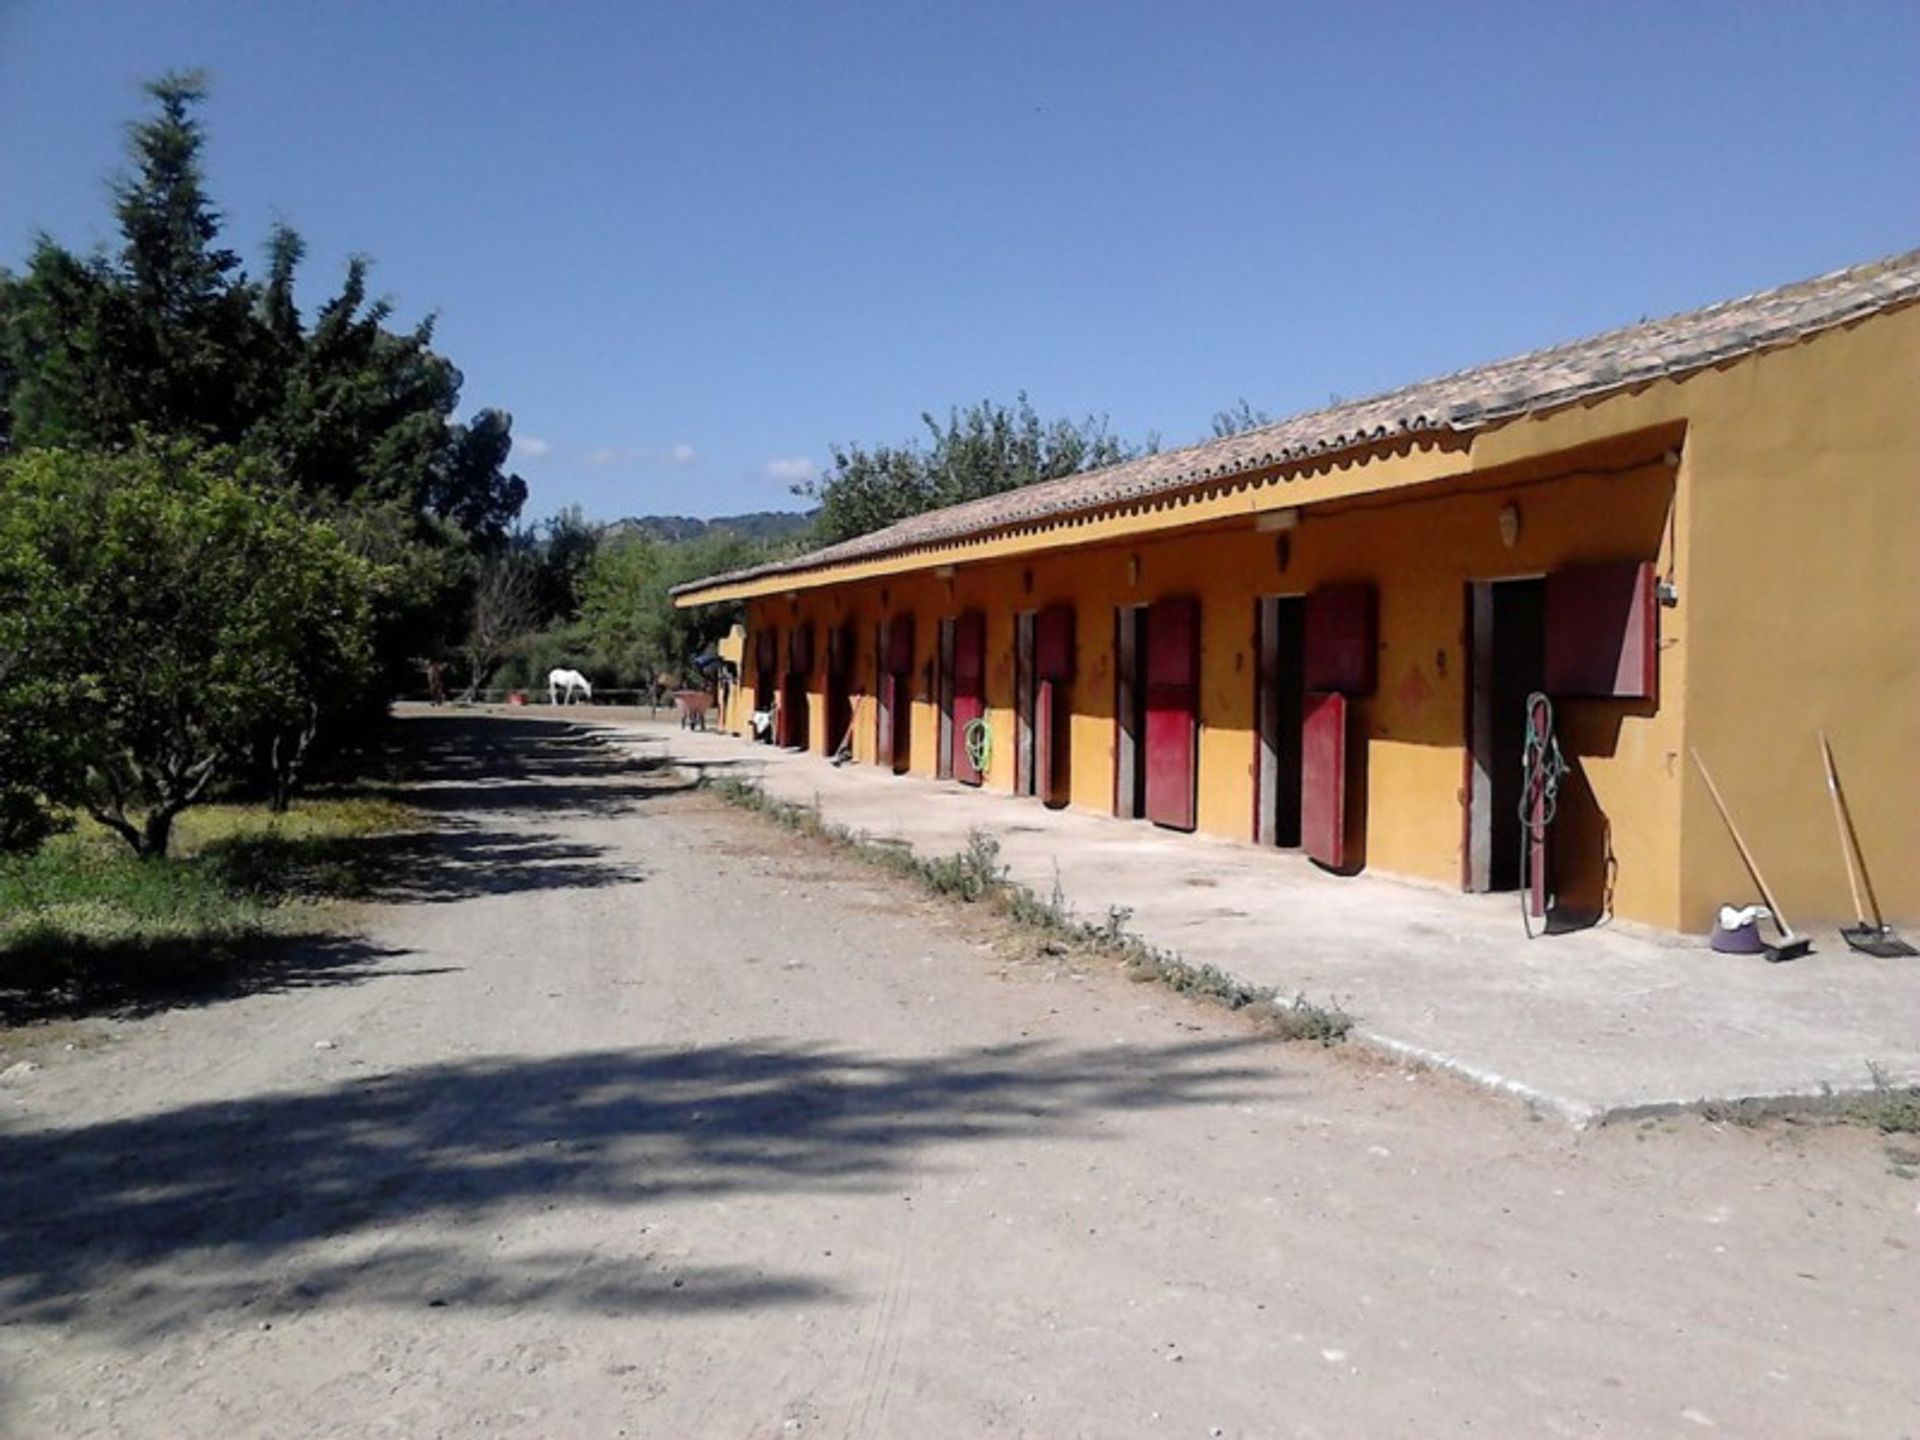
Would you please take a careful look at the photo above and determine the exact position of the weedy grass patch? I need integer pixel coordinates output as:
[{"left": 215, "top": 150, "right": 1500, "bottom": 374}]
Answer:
[
  {"left": 1, "top": 793, "right": 419, "bottom": 1020},
  {"left": 1857, "top": 1062, "right": 1920, "bottom": 1135}
]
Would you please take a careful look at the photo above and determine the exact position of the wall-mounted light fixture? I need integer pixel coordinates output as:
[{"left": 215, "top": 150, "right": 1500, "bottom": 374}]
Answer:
[
  {"left": 934, "top": 565, "right": 956, "bottom": 579},
  {"left": 1498, "top": 502, "right": 1522, "bottom": 549},
  {"left": 1126, "top": 553, "right": 1142, "bottom": 587},
  {"left": 1255, "top": 507, "right": 1300, "bottom": 533},
  {"left": 1274, "top": 533, "right": 1291, "bottom": 573}
]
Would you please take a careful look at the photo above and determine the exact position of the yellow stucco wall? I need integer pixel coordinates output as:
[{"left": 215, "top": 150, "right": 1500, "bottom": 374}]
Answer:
[
  {"left": 1669, "top": 308, "right": 1919, "bottom": 932},
  {"left": 726, "top": 306, "right": 1917, "bottom": 933},
  {"left": 746, "top": 437, "right": 1685, "bottom": 922}
]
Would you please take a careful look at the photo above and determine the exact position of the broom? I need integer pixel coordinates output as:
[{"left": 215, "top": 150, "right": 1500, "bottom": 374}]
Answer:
[{"left": 1690, "top": 749, "right": 1812, "bottom": 962}]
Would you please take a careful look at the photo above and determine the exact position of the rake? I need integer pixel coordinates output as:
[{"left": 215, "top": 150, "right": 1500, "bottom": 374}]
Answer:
[{"left": 1819, "top": 732, "right": 1916, "bottom": 957}]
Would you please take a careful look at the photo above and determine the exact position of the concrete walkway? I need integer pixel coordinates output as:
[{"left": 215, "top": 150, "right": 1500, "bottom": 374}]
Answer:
[{"left": 551, "top": 709, "right": 1915, "bottom": 1125}]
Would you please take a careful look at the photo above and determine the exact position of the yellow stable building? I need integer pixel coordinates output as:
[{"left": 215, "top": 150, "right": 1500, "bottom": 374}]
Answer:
[{"left": 675, "top": 252, "right": 1919, "bottom": 936}]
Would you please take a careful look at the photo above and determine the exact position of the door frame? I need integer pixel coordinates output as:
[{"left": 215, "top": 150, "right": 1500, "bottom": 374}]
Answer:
[
  {"left": 935, "top": 616, "right": 956, "bottom": 781},
  {"left": 1014, "top": 610, "right": 1037, "bottom": 796},
  {"left": 1254, "top": 593, "right": 1307, "bottom": 847},
  {"left": 1464, "top": 574, "right": 1547, "bottom": 892}
]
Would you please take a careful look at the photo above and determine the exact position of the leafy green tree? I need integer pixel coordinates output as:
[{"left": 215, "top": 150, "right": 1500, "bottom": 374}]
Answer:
[
  {"left": 0, "top": 68, "right": 533, "bottom": 787},
  {"left": 796, "top": 394, "right": 1142, "bottom": 545},
  {"left": 0, "top": 72, "right": 529, "bottom": 551},
  {"left": 579, "top": 532, "right": 663, "bottom": 683},
  {"left": 1, "top": 73, "right": 257, "bottom": 449},
  {"left": 528, "top": 506, "right": 602, "bottom": 624},
  {"left": 651, "top": 532, "right": 769, "bottom": 672},
  {"left": 0, "top": 443, "right": 380, "bottom": 857},
  {"left": 0, "top": 568, "right": 80, "bottom": 853}
]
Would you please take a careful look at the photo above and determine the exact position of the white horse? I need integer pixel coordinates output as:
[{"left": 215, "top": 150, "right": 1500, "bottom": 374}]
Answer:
[{"left": 548, "top": 668, "right": 593, "bottom": 706}]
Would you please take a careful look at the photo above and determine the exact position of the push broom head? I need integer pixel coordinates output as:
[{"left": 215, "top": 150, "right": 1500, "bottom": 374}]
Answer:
[{"left": 1763, "top": 935, "right": 1812, "bottom": 963}]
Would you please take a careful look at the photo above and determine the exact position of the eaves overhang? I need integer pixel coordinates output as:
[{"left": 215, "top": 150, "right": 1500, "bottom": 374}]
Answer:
[{"left": 673, "top": 248, "right": 1920, "bottom": 609}]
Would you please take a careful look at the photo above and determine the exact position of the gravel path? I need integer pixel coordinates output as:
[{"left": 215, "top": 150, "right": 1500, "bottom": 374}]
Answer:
[{"left": 1, "top": 713, "right": 1913, "bottom": 1438}]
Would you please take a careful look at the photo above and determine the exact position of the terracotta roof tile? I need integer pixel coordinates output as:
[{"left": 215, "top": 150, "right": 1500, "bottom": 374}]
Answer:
[{"left": 677, "top": 249, "right": 1920, "bottom": 597}]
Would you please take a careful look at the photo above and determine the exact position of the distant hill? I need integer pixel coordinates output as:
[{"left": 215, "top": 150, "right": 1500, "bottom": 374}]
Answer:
[{"left": 603, "top": 511, "right": 816, "bottom": 544}]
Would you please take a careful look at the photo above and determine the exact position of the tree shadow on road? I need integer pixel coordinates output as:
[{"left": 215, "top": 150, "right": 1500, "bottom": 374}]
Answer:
[
  {"left": 0, "top": 1036, "right": 1278, "bottom": 1340},
  {"left": 0, "top": 934, "right": 444, "bottom": 1027},
  {"left": 0, "top": 718, "right": 654, "bottom": 1028},
  {"left": 208, "top": 825, "right": 647, "bottom": 906},
  {"left": 393, "top": 714, "right": 693, "bottom": 819}
]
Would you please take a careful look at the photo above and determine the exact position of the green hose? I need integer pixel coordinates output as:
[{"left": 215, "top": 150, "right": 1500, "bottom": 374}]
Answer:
[{"left": 964, "top": 717, "right": 993, "bottom": 774}]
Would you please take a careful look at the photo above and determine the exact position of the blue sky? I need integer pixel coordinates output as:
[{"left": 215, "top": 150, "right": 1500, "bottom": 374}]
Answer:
[{"left": 2, "top": 2, "right": 1914, "bottom": 523}]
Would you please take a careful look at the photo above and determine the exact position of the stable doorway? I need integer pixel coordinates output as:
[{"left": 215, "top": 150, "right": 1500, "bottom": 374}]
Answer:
[
  {"left": 1465, "top": 578, "right": 1546, "bottom": 893},
  {"left": 950, "top": 610, "right": 986, "bottom": 786},
  {"left": 824, "top": 622, "right": 856, "bottom": 758},
  {"left": 878, "top": 613, "right": 914, "bottom": 775},
  {"left": 1254, "top": 596, "right": 1306, "bottom": 848},
  {"left": 1018, "top": 606, "right": 1074, "bottom": 806},
  {"left": 936, "top": 617, "right": 956, "bottom": 781}
]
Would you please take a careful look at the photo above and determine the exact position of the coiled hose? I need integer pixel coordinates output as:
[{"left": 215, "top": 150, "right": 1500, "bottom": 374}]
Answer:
[{"left": 964, "top": 718, "right": 993, "bottom": 775}]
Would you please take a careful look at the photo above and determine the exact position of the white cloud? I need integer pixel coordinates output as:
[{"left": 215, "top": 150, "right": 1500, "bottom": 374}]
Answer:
[
  {"left": 580, "top": 443, "right": 697, "bottom": 468},
  {"left": 514, "top": 434, "right": 552, "bottom": 460},
  {"left": 763, "top": 455, "right": 818, "bottom": 484}
]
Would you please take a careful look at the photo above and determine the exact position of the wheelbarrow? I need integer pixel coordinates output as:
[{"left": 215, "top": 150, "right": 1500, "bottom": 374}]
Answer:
[{"left": 672, "top": 689, "right": 714, "bottom": 731}]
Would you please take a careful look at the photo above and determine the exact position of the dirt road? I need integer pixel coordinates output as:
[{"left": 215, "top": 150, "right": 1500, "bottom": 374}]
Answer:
[{"left": 2, "top": 715, "right": 1913, "bottom": 1438}]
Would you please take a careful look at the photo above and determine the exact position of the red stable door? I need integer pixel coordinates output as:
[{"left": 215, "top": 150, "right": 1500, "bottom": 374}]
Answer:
[
  {"left": 950, "top": 610, "right": 987, "bottom": 785},
  {"left": 1301, "top": 691, "right": 1349, "bottom": 869},
  {"left": 1299, "top": 582, "right": 1374, "bottom": 870},
  {"left": 1144, "top": 597, "right": 1200, "bottom": 831}
]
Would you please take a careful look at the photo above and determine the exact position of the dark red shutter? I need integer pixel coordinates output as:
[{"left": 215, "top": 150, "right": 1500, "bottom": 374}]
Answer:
[
  {"left": 951, "top": 610, "right": 987, "bottom": 785},
  {"left": 788, "top": 623, "right": 813, "bottom": 677},
  {"left": 1036, "top": 604, "right": 1076, "bottom": 682},
  {"left": 1144, "top": 597, "right": 1200, "bottom": 831},
  {"left": 1304, "top": 584, "right": 1376, "bottom": 695},
  {"left": 1545, "top": 561, "right": 1657, "bottom": 699},
  {"left": 1301, "top": 690, "right": 1348, "bottom": 868}
]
